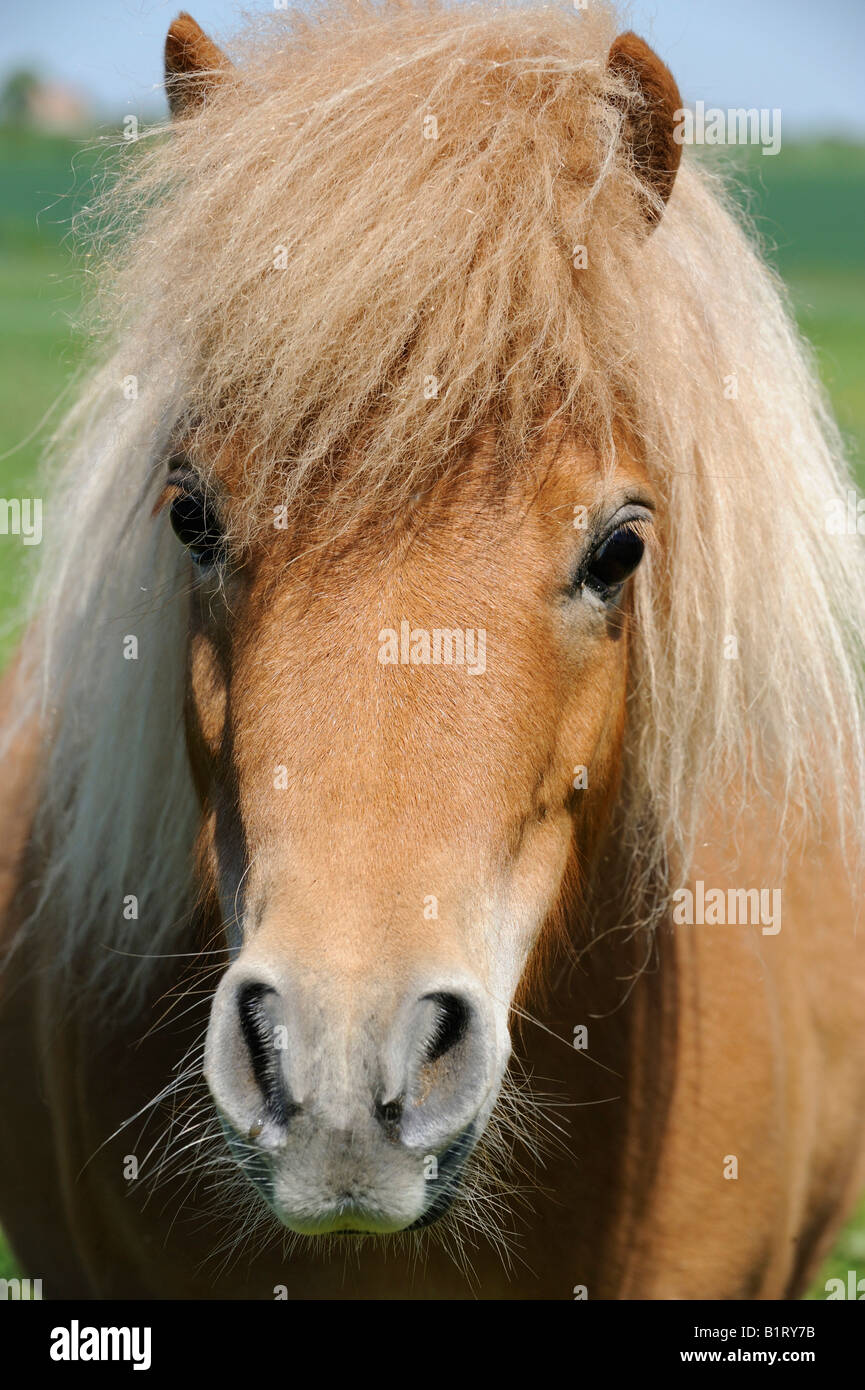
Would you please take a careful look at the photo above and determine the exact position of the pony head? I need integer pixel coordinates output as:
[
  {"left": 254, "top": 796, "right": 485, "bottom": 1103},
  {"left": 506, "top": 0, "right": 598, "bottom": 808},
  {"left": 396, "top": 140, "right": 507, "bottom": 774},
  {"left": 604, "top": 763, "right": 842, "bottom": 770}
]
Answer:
[{"left": 161, "top": 7, "right": 679, "bottom": 1235}]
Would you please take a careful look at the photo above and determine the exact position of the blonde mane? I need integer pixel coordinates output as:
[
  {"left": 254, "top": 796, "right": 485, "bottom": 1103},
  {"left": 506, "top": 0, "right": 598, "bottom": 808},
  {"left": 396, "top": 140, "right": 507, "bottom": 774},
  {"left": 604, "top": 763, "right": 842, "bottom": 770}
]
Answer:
[{"left": 8, "top": 0, "right": 865, "bottom": 1002}]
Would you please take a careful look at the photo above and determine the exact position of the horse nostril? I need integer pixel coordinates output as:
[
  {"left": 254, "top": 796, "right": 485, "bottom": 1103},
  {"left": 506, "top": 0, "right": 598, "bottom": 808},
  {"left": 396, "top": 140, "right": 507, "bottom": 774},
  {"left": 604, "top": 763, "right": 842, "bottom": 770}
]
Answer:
[
  {"left": 236, "top": 982, "right": 295, "bottom": 1127},
  {"left": 375, "top": 1096, "right": 404, "bottom": 1138},
  {"left": 395, "top": 986, "right": 493, "bottom": 1152},
  {"left": 422, "top": 992, "right": 471, "bottom": 1064}
]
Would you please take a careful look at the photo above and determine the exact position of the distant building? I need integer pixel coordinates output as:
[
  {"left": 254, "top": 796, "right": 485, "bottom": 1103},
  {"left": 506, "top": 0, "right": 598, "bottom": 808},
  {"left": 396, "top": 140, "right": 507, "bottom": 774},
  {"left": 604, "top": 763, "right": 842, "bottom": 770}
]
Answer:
[
  {"left": 0, "top": 70, "right": 93, "bottom": 133},
  {"left": 26, "top": 79, "right": 92, "bottom": 133}
]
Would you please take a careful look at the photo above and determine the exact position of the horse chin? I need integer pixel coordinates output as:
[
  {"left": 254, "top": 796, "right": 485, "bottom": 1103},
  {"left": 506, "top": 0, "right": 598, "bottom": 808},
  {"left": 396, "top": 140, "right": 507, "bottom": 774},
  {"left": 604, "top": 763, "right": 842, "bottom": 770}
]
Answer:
[
  {"left": 271, "top": 1209, "right": 413, "bottom": 1238},
  {"left": 218, "top": 1114, "right": 479, "bottom": 1238}
]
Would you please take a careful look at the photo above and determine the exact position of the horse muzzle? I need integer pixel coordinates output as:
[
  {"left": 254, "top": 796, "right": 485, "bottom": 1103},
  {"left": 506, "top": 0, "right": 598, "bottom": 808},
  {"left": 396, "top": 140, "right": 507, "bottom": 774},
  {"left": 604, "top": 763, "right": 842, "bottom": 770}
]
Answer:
[{"left": 203, "top": 958, "right": 508, "bottom": 1234}]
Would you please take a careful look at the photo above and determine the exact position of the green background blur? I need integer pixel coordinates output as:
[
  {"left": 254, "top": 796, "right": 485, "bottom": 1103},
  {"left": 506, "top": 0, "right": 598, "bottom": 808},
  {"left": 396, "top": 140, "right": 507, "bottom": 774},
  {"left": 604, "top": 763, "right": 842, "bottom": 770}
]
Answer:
[{"left": 0, "top": 126, "right": 863, "bottom": 1295}]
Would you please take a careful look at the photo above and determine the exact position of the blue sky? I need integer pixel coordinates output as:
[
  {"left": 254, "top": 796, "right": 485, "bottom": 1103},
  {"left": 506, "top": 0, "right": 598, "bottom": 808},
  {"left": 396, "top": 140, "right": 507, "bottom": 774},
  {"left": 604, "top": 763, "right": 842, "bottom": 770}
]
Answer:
[{"left": 2, "top": 0, "right": 864, "bottom": 134}]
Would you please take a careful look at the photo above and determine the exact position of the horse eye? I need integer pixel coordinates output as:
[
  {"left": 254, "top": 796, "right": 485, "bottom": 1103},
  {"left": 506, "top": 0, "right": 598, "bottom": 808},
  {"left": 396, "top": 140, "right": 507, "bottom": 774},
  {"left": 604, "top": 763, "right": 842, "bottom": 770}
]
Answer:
[
  {"left": 168, "top": 486, "right": 224, "bottom": 570},
  {"left": 583, "top": 524, "right": 645, "bottom": 598}
]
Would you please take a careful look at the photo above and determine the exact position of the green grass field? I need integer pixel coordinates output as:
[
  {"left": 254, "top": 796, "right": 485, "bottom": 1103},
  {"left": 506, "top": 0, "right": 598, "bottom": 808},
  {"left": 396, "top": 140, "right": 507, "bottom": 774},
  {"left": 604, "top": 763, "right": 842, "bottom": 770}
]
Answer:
[{"left": 0, "top": 127, "right": 863, "bottom": 1296}]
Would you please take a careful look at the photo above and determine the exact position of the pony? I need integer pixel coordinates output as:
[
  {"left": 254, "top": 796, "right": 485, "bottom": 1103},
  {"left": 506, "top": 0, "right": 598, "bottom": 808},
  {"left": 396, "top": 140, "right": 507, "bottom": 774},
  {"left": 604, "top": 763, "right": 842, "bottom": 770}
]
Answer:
[{"left": 1, "top": 1, "right": 864, "bottom": 1299}]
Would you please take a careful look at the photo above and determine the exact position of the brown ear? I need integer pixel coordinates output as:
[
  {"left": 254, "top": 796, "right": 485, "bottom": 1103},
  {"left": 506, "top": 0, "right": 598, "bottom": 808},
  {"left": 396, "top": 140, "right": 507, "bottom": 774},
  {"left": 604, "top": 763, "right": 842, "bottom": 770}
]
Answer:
[
  {"left": 165, "top": 12, "right": 230, "bottom": 118},
  {"left": 608, "top": 32, "right": 682, "bottom": 227}
]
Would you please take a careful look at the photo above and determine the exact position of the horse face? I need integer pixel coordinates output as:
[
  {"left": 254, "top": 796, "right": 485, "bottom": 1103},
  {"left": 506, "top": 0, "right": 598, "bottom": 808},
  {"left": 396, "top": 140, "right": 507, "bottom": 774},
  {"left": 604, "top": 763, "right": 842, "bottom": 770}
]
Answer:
[{"left": 180, "top": 432, "right": 654, "bottom": 1234}]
